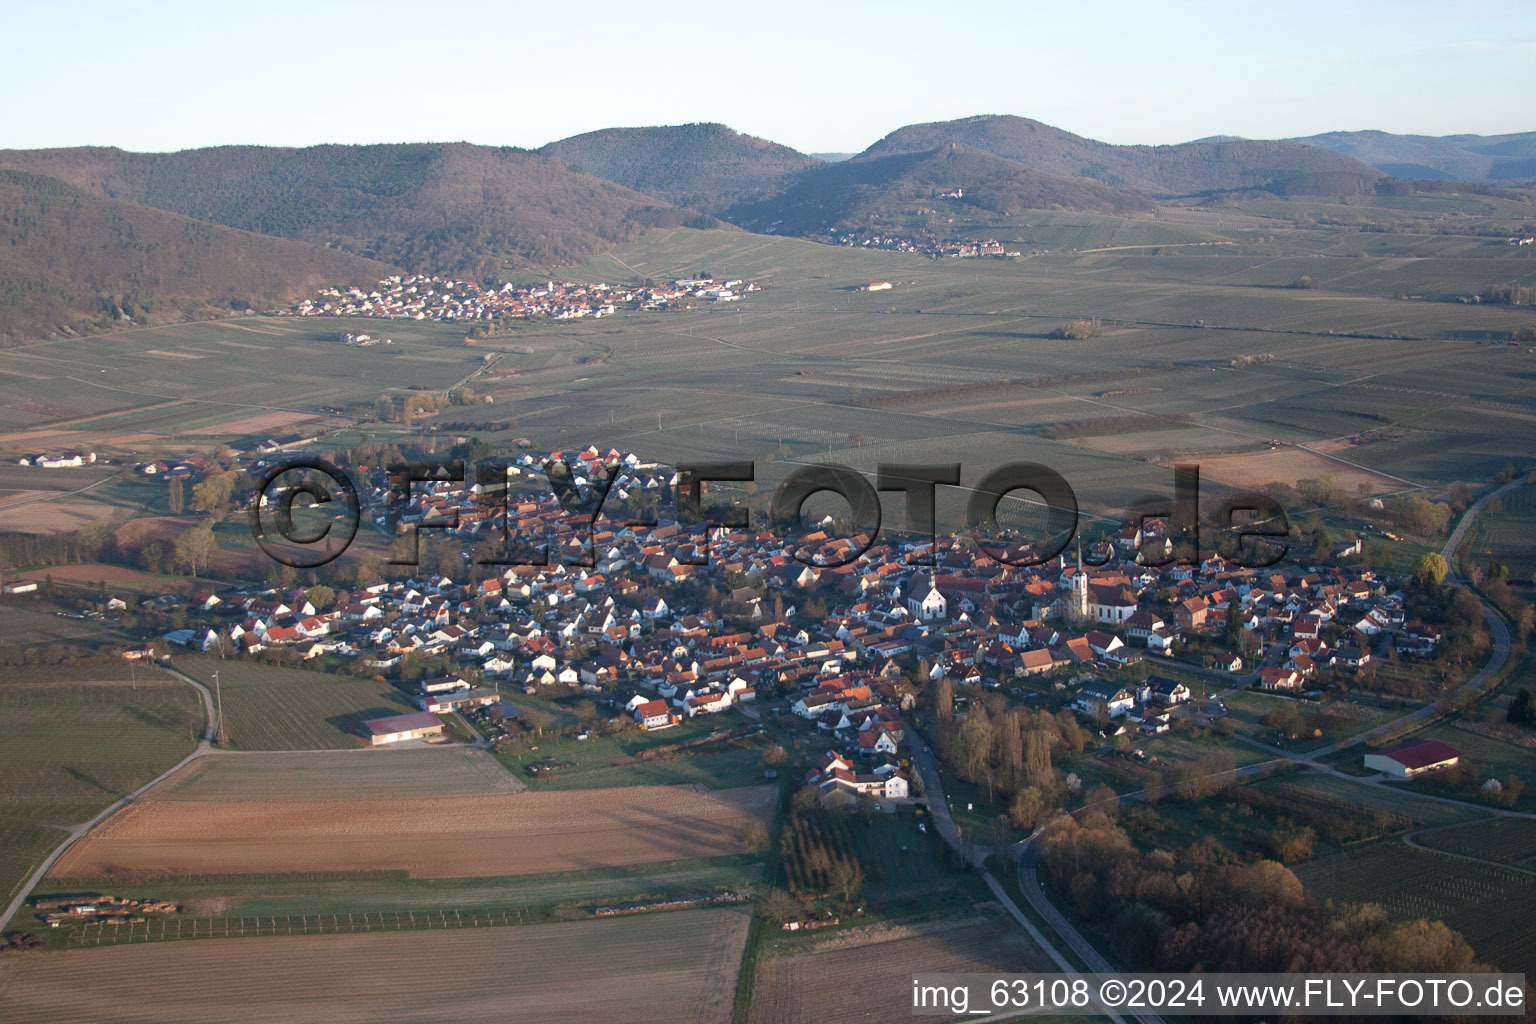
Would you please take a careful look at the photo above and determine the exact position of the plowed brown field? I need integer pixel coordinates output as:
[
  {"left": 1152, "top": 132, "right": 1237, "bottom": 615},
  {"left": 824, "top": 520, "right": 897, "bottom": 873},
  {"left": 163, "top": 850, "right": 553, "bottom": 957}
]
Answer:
[
  {"left": 0, "top": 907, "right": 749, "bottom": 1023},
  {"left": 50, "top": 784, "right": 775, "bottom": 879}
]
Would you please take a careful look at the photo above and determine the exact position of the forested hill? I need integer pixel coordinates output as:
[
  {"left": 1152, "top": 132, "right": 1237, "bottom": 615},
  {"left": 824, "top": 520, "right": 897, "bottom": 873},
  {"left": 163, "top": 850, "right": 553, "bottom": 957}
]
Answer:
[
  {"left": 1289, "top": 129, "right": 1536, "bottom": 182},
  {"left": 541, "top": 123, "right": 820, "bottom": 215},
  {"left": 857, "top": 115, "right": 1386, "bottom": 195},
  {"left": 0, "top": 169, "right": 395, "bottom": 344},
  {"left": 0, "top": 143, "right": 719, "bottom": 280},
  {"left": 727, "top": 144, "right": 1153, "bottom": 234}
]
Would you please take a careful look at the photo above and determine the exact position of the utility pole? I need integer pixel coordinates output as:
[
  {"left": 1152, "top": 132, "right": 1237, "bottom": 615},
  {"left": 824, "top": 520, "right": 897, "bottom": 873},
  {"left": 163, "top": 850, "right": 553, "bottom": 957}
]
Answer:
[{"left": 212, "top": 670, "right": 224, "bottom": 745}]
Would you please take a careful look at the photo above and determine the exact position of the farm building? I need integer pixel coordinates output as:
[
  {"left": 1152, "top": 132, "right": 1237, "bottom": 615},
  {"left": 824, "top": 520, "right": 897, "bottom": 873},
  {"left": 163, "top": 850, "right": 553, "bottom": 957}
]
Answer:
[
  {"left": 421, "top": 686, "right": 499, "bottom": 714},
  {"left": 1363, "top": 739, "right": 1462, "bottom": 779},
  {"left": 359, "top": 711, "right": 445, "bottom": 746}
]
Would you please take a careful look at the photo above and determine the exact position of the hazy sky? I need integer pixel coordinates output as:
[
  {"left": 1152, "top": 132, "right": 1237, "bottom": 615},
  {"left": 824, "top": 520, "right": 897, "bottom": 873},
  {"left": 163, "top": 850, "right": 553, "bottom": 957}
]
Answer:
[{"left": 5, "top": 0, "right": 1533, "bottom": 154}]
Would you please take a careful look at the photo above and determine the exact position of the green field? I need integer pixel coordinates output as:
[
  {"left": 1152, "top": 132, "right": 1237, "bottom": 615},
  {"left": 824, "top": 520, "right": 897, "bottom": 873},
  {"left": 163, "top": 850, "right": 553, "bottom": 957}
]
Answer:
[
  {"left": 0, "top": 663, "right": 203, "bottom": 905},
  {"left": 1381, "top": 720, "right": 1536, "bottom": 811},
  {"left": 495, "top": 712, "right": 773, "bottom": 790},
  {"left": 173, "top": 658, "right": 415, "bottom": 750},
  {"left": 1296, "top": 840, "right": 1536, "bottom": 976},
  {"left": 1417, "top": 817, "right": 1536, "bottom": 868},
  {"left": 1262, "top": 771, "right": 1485, "bottom": 828},
  {"left": 1466, "top": 484, "right": 1536, "bottom": 580}
]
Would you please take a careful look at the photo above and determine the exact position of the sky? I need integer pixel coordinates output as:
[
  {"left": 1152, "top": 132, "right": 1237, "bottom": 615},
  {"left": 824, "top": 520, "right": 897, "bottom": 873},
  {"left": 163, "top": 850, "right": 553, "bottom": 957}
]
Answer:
[{"left": 4, "top": 0, "right": 1534, "bottom": 154}]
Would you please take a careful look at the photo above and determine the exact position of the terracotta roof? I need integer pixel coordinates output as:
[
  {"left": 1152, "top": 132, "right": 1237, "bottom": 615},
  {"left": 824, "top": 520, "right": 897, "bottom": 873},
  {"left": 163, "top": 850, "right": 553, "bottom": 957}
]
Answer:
[{"left": 1379, "top": 739, "right": 1461, "bottom": 770}]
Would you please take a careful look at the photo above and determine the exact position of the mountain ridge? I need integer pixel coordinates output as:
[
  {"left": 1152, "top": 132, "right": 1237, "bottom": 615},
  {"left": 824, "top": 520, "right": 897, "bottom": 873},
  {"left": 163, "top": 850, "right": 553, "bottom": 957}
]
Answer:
[
  {"left": 0, "top": 168, "right": 396, "bottom": 343},
  {"left": 540, "top": 123, "right": 819, "bottom": 215},
  {"left": 855, "top": 114, "right": 1386, "bottom": 195},
  {"left": 1289, "top": 128, "right": 1536, "bottom": 181}
]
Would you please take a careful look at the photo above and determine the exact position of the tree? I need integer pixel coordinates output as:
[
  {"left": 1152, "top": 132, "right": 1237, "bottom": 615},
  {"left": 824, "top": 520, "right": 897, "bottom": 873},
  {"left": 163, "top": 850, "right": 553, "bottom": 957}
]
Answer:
[
  {"left": 173, "top": 524, "right": 216, "bottom": 578},
  {"left": 1414, "top": 552, "right": 1449, "bottom": 589},
  {"left": 305, "top": 585, "right": 336, "bottom": 611},
  {"left": 760, "top": 744, "right": 788, "bottom": 766},
  {"left": 995, "top": 713, "right": 1023, "bottom": 792},
  {"left": 826, "top": 856, "right": 865, "bottom": 904},
  {"left": 1024, "top": 728, "right": 1054, "bottom": 789},
  {"left": 1009, "top": 786, "right": 1045, "bottom": 830},
  {"left": 1048, "top": 319, "right": 1101, "bottom": 340},
  {"left": 191, "top": 472, "right": 237, "bottom": 515},
  {"left": 954, "top": 707, "right": 994, "bottom": 783},
  {"left": 759, "top": 888, "right": 800, "bottom": 926},
  {"left": 987, "top": 814, "right": 1011, "bottom": 862},
  {"left": 1084, "top": 783, "right": 1120, "bottom": 818},
  {"left": 933, "top": 677, "right": 954, "bottom": 755},
  {"left": 1507, "top": 689, "right": 1536, "bottom": 728},
  {"left": 741, "top": 820, "right": 770, "bottom": 855}
]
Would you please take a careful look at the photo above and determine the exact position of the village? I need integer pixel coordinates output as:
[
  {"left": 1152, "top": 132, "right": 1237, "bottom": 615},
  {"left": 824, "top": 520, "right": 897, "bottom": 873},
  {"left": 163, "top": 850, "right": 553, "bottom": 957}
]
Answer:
[
  {"left": 829, "top": 231, "right": 1025, "bottom": 260},
  {"left": 281, "top": 274, "right": 756, "bottom": 324},
  {"left": 31, "top": 442, "right": 1464, "bottom": 792}
]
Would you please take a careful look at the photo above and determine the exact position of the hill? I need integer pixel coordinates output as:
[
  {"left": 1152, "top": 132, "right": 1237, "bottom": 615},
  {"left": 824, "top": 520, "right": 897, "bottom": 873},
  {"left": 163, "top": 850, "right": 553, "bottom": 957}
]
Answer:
[
  {"left": 541, "top": 123, "right": 819, "bottom": 215},
  {"left": 0, "top": 143, "right": 713, "bottom": 280},
  {"left": 0, "top": 169, "right": 395, "bottom": 344},
  {"left": 856, "top": 114, "right": 1385, "bottom": 195},
  {"left": 1291, "top": 129, "right": 1536, "bottom": 182},
  {"left": 726, "top": 144, "right": 1153, "bottom": 234}
]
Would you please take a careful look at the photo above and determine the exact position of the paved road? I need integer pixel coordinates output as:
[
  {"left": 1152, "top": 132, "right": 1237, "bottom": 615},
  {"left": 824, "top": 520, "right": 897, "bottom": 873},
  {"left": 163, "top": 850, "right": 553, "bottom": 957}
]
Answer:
[
  {"left": 0, "top": 666, "right": 217, "bottom": 935},
  {"left": 906, "top": 727, "right": 1145, "bottom": 1024}
]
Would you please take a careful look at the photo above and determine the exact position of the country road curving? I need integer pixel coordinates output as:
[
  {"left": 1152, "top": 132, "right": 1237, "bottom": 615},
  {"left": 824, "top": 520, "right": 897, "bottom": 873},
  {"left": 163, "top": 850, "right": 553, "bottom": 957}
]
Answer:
[{"left": 0, "top": 666, "right": 216, "bottom": 935}]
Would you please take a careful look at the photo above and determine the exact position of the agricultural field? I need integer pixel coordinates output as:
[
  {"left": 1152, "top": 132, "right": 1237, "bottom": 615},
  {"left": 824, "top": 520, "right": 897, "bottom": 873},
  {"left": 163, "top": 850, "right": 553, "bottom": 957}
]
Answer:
[
  {"left": 1, "top": 204, "right": 1529, "bottom": 541},
  {"left": 1220, "top": 689, "right": 1402, "bottom": 749},
  {"left": 749, "top": 913, "right": 1054, "bottom": 1024},
  {"left": 0, "top": 603, "right": 134, "bottom": 654},
  {"left": 155, "top": 747, "right": 525, "bottom": 801},
  {"left": 1416, "top": 817, "right": 1536, "bottom": 868},
  {"left": 0, "top": 663, "right": 203, "bottom": 903},
  {"left": 1381, "top": 721, "right": 1536, "bottom": 810},
  {"left": 0, "top": 906, "right": 750, "bottom": 1024},
  {"left": 0, "top": 317, "right": 488, "bottom": 448},
  {"left": 173, "top": 658, "right": 417, "bottom": 750},
  {"left": 495, "top": 714, "right": 771, "bottom": 791},
  {"left": 1296, "top": 840, "right": 1536, "bottom": 977},
  {"left": 1249, "top": 770, "right": 1484, "bottom": 829},
  {"left": 30, "top": 855, "right": 764, "bottom": 931},
  {"left": 1465, "top": 483, "right": 1536, "bottom": 581},
  {"left": 48, "top": 784, "right": 777, "bottom": 879}
]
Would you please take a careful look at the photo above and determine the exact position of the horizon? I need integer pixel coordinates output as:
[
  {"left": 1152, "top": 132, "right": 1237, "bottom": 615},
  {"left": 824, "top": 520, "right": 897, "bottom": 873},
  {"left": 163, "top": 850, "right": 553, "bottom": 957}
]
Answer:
[
  {"left": 5, "top": 0, "right": 1533, "bottom": 154},
  {"left": 7, "top": 116, "right": 1536, "bottom": 160}
]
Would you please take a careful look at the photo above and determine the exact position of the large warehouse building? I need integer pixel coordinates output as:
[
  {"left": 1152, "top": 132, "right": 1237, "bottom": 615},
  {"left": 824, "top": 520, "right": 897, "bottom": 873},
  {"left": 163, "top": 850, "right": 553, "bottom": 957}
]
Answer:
[
  {"left": 359, "top": 711, "right": 445, "bottom": 746},
  {"left": 1363, "top": 739, "right": 1462, "bottom": 779}
]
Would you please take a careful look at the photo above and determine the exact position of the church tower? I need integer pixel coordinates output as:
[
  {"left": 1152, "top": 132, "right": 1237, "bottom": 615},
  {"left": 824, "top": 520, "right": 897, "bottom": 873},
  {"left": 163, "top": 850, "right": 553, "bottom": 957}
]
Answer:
[{"left": 1071, "top": 538, "right": 1090, "bottom": 623}]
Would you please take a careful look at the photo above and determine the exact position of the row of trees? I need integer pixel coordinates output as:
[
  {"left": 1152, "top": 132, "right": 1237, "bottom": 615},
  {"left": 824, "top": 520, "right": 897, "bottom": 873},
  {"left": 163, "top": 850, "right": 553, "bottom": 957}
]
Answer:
[
  {"left": 932, "top": 678, "right": 1092, "bottom": 829},
  {"left": 1037, "top": 810, "right": 1485, "bottom": 973}
]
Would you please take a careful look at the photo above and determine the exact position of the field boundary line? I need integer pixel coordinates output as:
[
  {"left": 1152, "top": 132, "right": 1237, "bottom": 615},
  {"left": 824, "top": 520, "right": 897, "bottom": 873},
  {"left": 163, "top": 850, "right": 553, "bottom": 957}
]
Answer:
[{"left": 0, "top": 667, "right": 215, "bottom": 934}]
